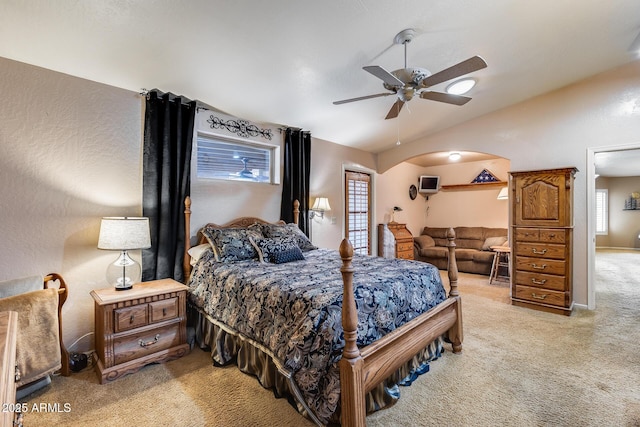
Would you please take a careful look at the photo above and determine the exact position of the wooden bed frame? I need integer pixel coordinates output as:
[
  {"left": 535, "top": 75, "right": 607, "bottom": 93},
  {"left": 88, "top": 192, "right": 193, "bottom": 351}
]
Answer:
[{"left": 183, "top": 197, "right": 462, "bottom": 427}]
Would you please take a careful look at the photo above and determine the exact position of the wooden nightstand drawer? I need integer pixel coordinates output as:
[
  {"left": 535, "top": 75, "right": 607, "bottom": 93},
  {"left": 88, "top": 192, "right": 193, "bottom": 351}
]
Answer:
[
  {"left": 150, "top": 297, "right": 178, "bottom": 323},
  {"left": 397, "top": 250, "right": 413, "bottom": 260},
  {"left": 114, "top": 304, "right": 148, "bottom": 332},
  {"left": 113, "top": 322, "right": 181, "bottom": 365}
]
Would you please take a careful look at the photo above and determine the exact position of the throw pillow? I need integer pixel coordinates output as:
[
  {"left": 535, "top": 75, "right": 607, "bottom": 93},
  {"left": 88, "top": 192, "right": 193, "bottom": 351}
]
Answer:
[
  {"left": 261, "top": 223, "right": 317, "bottom": 252},
  {"left": 271, "top": 246, "right": 305, "bottom": 264},
  {"left": 250, "top": 236, "right": 300, "bottom": 263}
]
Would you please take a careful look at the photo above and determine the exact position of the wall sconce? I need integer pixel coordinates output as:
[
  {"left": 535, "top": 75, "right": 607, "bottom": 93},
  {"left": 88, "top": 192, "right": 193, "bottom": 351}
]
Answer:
[
  {"left": 310, "top": 197, "right": 331, "bottom": 219},
  {"left": 497, "top": 187, "right": 509, "bottom": 200},
  {"left": 98, "top": 217, "right": 151, "bottom": 291}
]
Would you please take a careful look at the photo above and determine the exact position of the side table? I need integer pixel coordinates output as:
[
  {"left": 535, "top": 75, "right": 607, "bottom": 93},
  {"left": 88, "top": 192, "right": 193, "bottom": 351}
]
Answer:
[
  {"left": 489, "top": 245, "right": 511, "bottom": 285},
  {"left": 91, "top": 278, "right": 189, "bottom": 384}
]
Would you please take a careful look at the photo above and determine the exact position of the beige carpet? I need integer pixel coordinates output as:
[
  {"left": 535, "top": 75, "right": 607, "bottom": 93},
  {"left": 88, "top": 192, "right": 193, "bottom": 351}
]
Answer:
[{"left": 23, "top": 249, "right": 640, "bottom": 426}]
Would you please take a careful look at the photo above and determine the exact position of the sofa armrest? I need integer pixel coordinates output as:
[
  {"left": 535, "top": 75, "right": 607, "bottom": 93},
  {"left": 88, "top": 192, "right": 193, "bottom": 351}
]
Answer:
[{"left": 413, "top": 234, "right": 436, "bottom": 250}]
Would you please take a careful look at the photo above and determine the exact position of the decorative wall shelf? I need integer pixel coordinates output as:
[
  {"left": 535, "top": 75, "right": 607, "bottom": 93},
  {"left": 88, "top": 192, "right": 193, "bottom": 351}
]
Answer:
[{"left": 440, "top": 181, "right": 507, "bottom": 191}]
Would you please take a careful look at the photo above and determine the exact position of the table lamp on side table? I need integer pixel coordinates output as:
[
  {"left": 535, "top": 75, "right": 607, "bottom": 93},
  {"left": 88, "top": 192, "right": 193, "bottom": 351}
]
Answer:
[{"left": 98, "top": 217, "right": 151, "bottom": 291}]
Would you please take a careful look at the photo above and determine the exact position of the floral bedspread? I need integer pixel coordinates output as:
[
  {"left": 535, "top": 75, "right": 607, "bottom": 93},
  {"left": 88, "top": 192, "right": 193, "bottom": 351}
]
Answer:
[{"left": 187, "top": 248, "right": 447, "bottom": 423}]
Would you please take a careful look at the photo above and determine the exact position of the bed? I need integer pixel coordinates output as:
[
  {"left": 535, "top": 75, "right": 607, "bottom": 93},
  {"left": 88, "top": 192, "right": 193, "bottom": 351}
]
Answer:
[{"left": 183, "top": 197, "right": 462, "bottom": 426}]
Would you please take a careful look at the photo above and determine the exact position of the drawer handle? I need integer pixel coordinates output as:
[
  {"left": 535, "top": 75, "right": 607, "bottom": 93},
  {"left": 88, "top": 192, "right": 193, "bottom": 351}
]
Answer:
[
  {"left": 139, "top": 334, "right": 160, "bottom": 348},
  {"left": 162, "top": 308, "right": 167, "bottom": 316},
  {"left": 532, "top": 248, "right": 547, "bottom": 255},
  {"left": 548, "top": 233, "right": 556, "bottom": 238},
  {"left": 531, "top": 293, "right": 548, "bottom": 300},
  {"left": 531, "top": 278, "right": 547, "bottom": 285},
  {"left": 130, "top": 315, "right": 135, "bottom": 324},
  {"left": 531, "top": 263, "right": 547, "bottom": 270}
]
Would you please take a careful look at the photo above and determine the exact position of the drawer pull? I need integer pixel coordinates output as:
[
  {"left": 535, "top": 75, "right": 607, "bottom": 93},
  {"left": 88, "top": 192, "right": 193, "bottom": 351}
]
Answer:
[
  {"left": 531, "top": 263, "right": 547, "bottom": 270},
  {"left": 548, "top": 233, "right": 556, "bottom": 238},
  {"left": 130, "top": 315, "right": 135, "bottom": 324},
  {"left": 531, "top": 293, "right": 548, "bottom": 300},
  {"left": 532, "top": 248, "right": 547, "bottom": 255},
  {"left": 139, "top": 334, "right": 160, "bottom": 348},
  {"left": 162, "top": 308, "right": 167, "bottom": 316},
  {"left": 531, "top": 278, "right": 547, "bottom": 285}
]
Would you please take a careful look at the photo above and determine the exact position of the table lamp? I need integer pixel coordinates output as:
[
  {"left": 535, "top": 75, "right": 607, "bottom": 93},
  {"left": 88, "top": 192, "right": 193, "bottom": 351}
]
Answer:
[{"left": 98, "top": 217, "right": 151, "bottom": 290}]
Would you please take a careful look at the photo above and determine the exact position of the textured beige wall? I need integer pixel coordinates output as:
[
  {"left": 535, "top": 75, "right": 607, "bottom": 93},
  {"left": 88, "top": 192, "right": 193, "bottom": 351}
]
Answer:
[
  {"left": 309, "top": 137, "right": 377, "bottom": 251},
  {"left": 0, "top": 57, "right": 142, "bottom": 352}
]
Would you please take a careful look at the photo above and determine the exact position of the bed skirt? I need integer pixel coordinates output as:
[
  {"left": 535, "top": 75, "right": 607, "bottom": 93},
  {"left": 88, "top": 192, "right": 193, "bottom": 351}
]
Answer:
[{"left": 189, "top": 304, "right": 444, "bottom": 426}]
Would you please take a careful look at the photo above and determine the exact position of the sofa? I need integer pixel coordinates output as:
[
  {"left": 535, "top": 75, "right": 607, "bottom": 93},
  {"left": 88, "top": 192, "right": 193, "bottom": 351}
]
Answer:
[{"left": 413, "top": 226, "right": 508, "bottom": 275}]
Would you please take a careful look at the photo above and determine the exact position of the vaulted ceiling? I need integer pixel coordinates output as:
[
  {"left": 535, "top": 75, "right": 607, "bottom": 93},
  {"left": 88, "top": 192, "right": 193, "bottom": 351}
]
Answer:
[{"left": 1, "top": 1, "right": 639, "bottom": 157}]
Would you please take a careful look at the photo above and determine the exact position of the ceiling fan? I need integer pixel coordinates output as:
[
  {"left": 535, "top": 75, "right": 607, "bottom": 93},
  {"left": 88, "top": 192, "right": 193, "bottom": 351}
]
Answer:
[{"left": 333, "top": 28, "right": 488, "bottom": 119}]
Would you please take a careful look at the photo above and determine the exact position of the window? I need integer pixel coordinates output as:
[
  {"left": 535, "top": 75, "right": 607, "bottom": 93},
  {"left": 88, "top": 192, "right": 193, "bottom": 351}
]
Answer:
[
  {"left": 345, "top": 170, "right": 371, "bottom": 255},
  {"left": 595, "top": 189, "right": 608, "bottom": 235},
  {"left": 196, "top": 133, "right": 278, "bottom": 183}
]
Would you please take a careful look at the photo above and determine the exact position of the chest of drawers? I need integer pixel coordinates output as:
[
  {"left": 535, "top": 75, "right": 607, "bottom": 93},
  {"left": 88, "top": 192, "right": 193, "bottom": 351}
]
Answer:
[
  {"left": 378, "top": 223, "right": 414, "bottom": 260},
  {"left": 91, "top": 279, "right": 189, "bottom": 383},
  {"left": 510, "top": 167, "right": 576, "bottom": 315}
]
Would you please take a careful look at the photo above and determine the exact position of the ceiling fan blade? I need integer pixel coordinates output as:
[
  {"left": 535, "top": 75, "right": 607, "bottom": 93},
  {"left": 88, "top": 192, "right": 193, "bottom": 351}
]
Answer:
[
  {"left": 420, "top": 91, "right": 472, "bottom": 106},
  {"left": 363, "top": 65, "right": 405, "bottom": 87},
  {"left": 333, "top": 92, "right": 394, "bottom": 105},
  {"left": 385, "top": 100, "right": 405, "bottom": 119},
  {"left": 420, "top": 56, "right": 488, "bottom": 88}
]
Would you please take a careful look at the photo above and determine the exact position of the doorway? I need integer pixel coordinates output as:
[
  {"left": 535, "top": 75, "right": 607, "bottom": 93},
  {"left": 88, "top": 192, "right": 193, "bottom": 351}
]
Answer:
[{"left": 587, "top": 143, "right": 640, "bottom": 309}]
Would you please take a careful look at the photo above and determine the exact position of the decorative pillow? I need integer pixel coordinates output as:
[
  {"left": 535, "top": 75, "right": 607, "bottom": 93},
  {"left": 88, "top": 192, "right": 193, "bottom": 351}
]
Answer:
[
  {"left": 187, "top": 243, "right": 213, "bottom": 266},
  {"left": 250, "top": 236, "right": 300, "bottom": 263},
  {"left": 271, "top": 246, "right": 305, "bottom": 264},
  {"left": 414, "top": 235, "right": 436, "bottom": 249},
  {"left": 481, "top": 236, "right": 508, "bottom": 251},
  {"left": 201, "top": 226, "right": 262, "bottom": 262},
  {"left": 261, "top": 223, "right": 317, "bottom": 252}
]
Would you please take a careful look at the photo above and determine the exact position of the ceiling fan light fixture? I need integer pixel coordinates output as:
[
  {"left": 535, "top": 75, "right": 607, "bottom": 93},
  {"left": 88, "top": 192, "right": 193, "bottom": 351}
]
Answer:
[
  {"left": 449, "top": 152, "right": 461, "bottom": 161},
  {"left": 446, "top": 78, "right": 476, "bottom": 95}
]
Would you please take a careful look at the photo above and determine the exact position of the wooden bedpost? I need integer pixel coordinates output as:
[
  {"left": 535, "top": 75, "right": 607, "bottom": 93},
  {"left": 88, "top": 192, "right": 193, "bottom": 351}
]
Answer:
[
  {"left": 446, "top": 227, "right": 463, "bottom": 353},
  {"left": 446, "top": 227, "right": 459, "bottom": 297},
  {"left": 338, "top": 239, "right": 366, "bottom": 427},
  {"left": 183, "top": 196, "right": 192, "bottom": 283},
  {"left": 44, "top": 273, "right": 70, "bottom": 377},
  {"left": 293, "top": 199, "right": 300, "bottom": 226}
]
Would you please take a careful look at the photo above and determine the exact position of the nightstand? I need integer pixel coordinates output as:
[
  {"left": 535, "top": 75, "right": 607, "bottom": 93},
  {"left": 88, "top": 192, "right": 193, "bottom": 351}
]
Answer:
[{"left": 91, "top": 278, "right": 189, "bottom": 384}]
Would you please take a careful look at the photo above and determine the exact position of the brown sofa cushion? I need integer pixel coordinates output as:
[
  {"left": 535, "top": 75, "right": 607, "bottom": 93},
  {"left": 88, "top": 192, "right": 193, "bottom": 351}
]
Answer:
[{"left": 414, "top": 234, "right": 435, "bottom": 249}]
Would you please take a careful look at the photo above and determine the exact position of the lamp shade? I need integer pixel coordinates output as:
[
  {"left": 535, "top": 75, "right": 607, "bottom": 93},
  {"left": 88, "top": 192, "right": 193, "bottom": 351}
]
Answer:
[
  {"left": 312, "top": 197, "right": 331, "bottom": 212},
  {"left": 98, "top": 217, "right": 151, "bottom": 250},
  {"left": 497, "top": 187, "right": 509, "bottom": 200}
]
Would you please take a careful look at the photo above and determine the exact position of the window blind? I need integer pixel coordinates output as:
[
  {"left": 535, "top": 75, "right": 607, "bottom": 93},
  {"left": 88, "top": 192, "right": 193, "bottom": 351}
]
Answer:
[
  {"left": 197, "top": 135, "right": 271, "bottom": 182},
  {"left": 595, "top": 189, "right": 608, "bottom": 235},
  {"left": 345, "top": 171, "right": 371, "bottom": 255}
]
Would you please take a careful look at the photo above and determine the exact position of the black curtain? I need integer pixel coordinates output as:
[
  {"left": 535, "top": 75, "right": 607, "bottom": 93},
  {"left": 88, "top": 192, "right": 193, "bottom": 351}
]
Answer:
[
  {"left": 280, "top": 128, "right": 311, "bottom": 235},
  {"left": 142, "top": 90, "right": 196, "bottom": 282}
]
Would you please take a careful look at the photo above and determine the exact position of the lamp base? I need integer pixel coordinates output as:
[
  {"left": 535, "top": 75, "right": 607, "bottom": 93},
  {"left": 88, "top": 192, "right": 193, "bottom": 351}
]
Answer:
[{"left": 106, "top": 250, "right": 140, "bottom": 291}]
